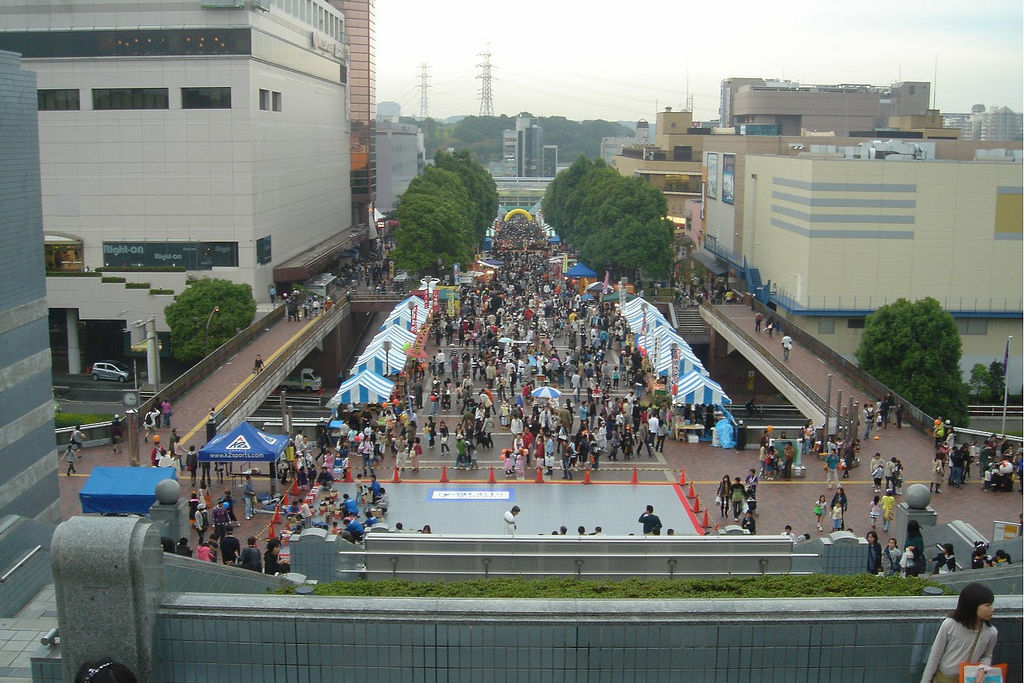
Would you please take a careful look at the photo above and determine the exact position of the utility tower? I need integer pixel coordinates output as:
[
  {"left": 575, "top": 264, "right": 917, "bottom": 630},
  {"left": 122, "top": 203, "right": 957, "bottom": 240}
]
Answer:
[
  {"left": 418, "top": 63, "right": 430, "bottom": 119},
  {"left": 477, "top": 51, "right": 494, "bottom": 117}
]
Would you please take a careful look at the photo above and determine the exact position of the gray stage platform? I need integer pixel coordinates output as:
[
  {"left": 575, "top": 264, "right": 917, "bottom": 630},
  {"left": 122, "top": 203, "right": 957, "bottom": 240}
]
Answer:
[{"left": 372, "top": 481, "right": 702, "bottom": 536}]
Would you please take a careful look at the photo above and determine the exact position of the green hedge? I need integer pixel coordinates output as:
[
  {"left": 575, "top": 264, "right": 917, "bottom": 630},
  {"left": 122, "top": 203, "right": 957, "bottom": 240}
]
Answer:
[
  {"left": 47, "top": 271, "right": 101, "bottom": 277},
  {"left": 149, "top": 288, "right": 175, "bottom": 295},
  {"left": 55, "top": 413, "right": 113, "bottom": 428},
  {"left": 101, "top": 276, "right": 127, "bottom": 284},
  {"left": 298, "top": 575, "right": 948, "bottom": 599},
  {"left": 125, "top": 282, "right": 151, "bottom": 289},
  {"left": 97, "top": 266, "right": 186, "bottom": 273}
]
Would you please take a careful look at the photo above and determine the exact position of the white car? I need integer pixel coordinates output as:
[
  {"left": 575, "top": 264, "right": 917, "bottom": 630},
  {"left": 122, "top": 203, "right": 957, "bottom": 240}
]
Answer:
[{"left": 88, "top": 360, "right": 131, "bottom": 383}]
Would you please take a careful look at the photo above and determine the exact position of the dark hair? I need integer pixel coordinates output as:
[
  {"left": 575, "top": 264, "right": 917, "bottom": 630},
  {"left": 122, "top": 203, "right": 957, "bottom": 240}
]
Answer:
[
  {"left": 866, "top": 531, "right": 878, "bottom": 543},
  {"left": 907, "top": 520, "right": 922, "bottom": 537},
  {"left": 950, "top": 582, "right": 995, "bottom": 629},
  {"left": 75, "top": 659, "right": 137, "bottom": 682}
]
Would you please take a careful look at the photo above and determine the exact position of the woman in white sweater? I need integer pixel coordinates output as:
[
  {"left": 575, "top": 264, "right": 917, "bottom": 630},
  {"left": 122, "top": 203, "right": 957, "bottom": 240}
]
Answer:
[{"left": 921, "top": 582, "right": 998, "bottom": 682}]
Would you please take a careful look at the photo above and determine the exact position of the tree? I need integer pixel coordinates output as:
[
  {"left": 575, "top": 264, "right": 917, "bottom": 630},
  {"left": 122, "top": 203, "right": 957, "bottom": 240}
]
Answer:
[
  {"left": 968, "top": 361, "right": 1006, "bottom": 403},
  {"left": 855, "top": 298, "right": 968, "bottom": 424},
  {"left": 392, "top": 193, "right": 473, "bottom": 273},
  {"left": 164, "top": 278, "right": 256, "bottom": 363},
  {"left": 434, "top": 150, "right": 498, "bottom": 244}
]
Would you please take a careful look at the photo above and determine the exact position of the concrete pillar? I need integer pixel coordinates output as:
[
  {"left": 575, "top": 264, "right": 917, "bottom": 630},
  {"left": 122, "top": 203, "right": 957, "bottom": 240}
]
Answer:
[
  {"left": 145, "top": 318, "right": 161, "bottom": 388},
  {"left": 51, "top": 516, "right": 165, "bottom": 682},
  {"left": 149, "top": 479, "right": 188, "bottom": 542},
  {"left": 892, "top": 484, "right": 939, "bottom": 550},
  {"left": 66, "top": 308, "right": 81, "bottom": 375}
]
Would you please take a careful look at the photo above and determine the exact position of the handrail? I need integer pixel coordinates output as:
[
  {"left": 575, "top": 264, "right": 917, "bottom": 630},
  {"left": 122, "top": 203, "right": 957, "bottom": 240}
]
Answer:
[
  {"left": 747, "top": 298, "right": 934, "bottom": 434},
  {"left": 702, "top": 302, "right": 836, "bottom": 427},
  {"left": 218, "top": 301, "right": 349, "bottom": 426},
  {"left": 135, "top": 300, "right": 290, "bottom": 422},
  {"left": 0, "top": 545, "right": 42, "bottom": 583}
]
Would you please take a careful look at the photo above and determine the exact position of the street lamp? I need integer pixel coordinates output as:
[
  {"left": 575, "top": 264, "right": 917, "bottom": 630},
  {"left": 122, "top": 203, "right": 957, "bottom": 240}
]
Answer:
[
  {"left": 203, "top": 306, "right": 220, "bottom": 356},
  {"left": 381, "top": 339, "right": 392, "bottom": 376}
]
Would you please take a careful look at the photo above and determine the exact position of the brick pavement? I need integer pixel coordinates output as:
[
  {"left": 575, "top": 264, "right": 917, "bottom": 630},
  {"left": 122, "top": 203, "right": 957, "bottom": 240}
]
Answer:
[{"left": 55, "top": 300, "right": 1021, "bottom": 552}]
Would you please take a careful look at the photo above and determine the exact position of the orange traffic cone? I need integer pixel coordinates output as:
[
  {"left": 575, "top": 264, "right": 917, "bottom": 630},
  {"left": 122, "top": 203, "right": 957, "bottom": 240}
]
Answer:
[
  {"left": 281, "top": 493, "right": 289, "bottom": 507},
  {"left": 630, "top": 467, "right": 639, "bottom": 485},
  {"left": 440, "top": 465, "right": 449, "bottom": 483},
  {"left": 701, "top": 509, "right": 710, "bottom": 528},
  {"left": 290, "top": 478, "right": 299, "bottom": 496},
  {"left": 714, "top": 523, "right": 720, "bottom": 533},
  {"left": 268, "top": 521, "right": 276, "bottom": 540},
  {"left": 583, "top": 469, "right": 592, "bottom": 485},
  {"left": 392, "top": 466, "right": 401, "bottom": 483},
  {"left": 344, "top": 467, "right": 353, "bottom": 483},
  {"left": 535, "top": 467, "right": 544, "bottom": 483},
  {"left": 687, "top": 482, "right": 696, "bottom": 499},
  {"left": 272, "top": 505, "right": 281, "bottom": 523},
  {"left": 678, "top": 469, "right": 686, "bottom": 486},
  {"left": 693, "top": 495, "right": 702, "bottom": 512},
  {"left": 488, "top": 467, "right": 496, "bottom": 484}
]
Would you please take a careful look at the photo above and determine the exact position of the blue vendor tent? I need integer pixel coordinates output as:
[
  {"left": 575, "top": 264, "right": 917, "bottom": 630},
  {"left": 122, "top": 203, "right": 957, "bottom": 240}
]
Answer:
[
  {"left": 198, "top": 421, "right": 289, "bottom": 462},
  {"left": 79, "top": 466, "right": 177, "bottom": 515},
  {"left": 564, "top": 262, "right": 597, "bottom": 278}
]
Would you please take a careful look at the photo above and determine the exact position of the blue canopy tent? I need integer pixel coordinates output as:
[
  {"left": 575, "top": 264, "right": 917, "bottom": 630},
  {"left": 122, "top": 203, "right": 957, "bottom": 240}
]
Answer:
[
  {"left": 198, "top": 421, "right": 289, "bottom": 462},
  {"left": 547, "top": 234, "right": 561, "bottom": 243},
  {"left": 352, "top": 348, "right": 407, "bottom": 376},
  {"left": 367, "top": 325, "right": 415, "bottom": 350},
  {"left": 564, "top": 262, "right": 597, "bottom": 278},
  {"left": 327, "top": 370, "right": 395, "bottom": 408},
  {"left": 79, "top": 466, "right": 177, "bottom": 515}
]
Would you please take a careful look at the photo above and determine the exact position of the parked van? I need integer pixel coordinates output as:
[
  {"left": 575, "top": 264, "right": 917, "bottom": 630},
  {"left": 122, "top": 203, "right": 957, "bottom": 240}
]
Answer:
[{"left": 304, "top": 273, "right": 337, "bottom": 298}]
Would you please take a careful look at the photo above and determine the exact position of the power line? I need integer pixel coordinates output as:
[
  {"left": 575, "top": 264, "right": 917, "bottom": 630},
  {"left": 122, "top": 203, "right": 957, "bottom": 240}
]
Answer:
[
  {"left": 477, "top": 50, "right": 494, "bottom": 117},
  {"left": 418, "top": 63, "right": 431, "bottom": 119}
]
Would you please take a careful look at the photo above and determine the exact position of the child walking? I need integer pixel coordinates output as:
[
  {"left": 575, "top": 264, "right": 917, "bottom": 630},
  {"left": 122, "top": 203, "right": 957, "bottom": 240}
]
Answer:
[{"left": 814, "top": 495, "right": 827, "bottom": 531}]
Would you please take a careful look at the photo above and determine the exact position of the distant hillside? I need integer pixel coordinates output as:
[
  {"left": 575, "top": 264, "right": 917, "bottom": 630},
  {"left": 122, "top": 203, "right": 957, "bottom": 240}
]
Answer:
[{"left": 403, "top": 115, "right": 634, "bottom": 166}]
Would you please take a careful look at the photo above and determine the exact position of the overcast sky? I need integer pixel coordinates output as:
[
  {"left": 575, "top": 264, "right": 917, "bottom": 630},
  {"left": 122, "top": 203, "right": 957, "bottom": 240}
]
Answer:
[{"left": 375, "top": 0, "right": 1023, "bottom": 122}]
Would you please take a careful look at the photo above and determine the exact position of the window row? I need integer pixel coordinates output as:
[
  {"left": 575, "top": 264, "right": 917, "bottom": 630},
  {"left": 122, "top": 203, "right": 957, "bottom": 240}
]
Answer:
[
  {"left": 259, "top": 89, "right": 283, "bottom": 112},
  {"left": 39, "top": 87, "right": 236, "bottom": 111}
]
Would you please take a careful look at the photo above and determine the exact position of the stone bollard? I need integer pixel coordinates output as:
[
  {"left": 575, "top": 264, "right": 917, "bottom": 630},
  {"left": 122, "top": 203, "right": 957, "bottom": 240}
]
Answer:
[{"left": 51, "top": 516, "right": 165, "bottom": 682}]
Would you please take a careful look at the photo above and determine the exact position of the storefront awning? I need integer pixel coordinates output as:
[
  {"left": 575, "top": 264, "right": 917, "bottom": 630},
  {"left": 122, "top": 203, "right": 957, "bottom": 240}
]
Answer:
[
  {"left": 691, "top": 251, "right": 728, "bottom": 276},
  {"left": 273, "top": 229, "right": 367, "bottom": 282}
]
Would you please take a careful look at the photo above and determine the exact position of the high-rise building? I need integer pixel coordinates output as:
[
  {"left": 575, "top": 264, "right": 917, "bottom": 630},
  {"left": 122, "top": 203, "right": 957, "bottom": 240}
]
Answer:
[
  {"left": 333, "top": 0, "right": 376, "bottom": 229},
  {"left": 0, "top": 0, "right": 353, "bottom": 369},
  {"left": 377, "top": 100, "right": 401, "bottom": 122},
  {"left": 375, "top": 120, "right": 424, "bottom": 211},
  {"left": 541, "top": 145, "right": 559, "bottom": 178},
  {"left": 513, "top": 116, "right": 543, "bottom": 177},
  {"left": 0, "top": 51, "right": 59, "bottom": 522}
]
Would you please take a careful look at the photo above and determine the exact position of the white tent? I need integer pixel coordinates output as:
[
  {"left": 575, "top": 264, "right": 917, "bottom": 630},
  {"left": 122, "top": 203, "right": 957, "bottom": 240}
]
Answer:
[
  {"left": 352, "top": 348, "right": 407, "bottom": 376},
  {"left": 366, "top": 325, "right": 415, "bottom": 350}
]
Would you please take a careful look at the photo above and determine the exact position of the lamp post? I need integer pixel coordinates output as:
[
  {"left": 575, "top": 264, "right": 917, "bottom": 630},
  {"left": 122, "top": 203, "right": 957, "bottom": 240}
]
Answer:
[
  {"left": 382, "top": 339, "right": 392, "bottom": 376},
  {"left": 204, "top": 305, "right": 220, "bottom": 356},
  {"left": 1002, "top": 336, "right": 1013, "bottom": 435}
]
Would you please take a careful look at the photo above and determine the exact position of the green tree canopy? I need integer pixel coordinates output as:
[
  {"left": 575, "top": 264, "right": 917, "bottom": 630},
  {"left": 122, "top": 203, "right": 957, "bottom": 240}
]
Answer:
[
  {"left": 855, "top": 298, "right": 968, "bottom": 424},
  {"left": 392, "top": 193, "right": 473, "bottom": 273},
  {"left": 542, "top": 157, "right": 674, "bottom": 279},
  {"left": 403, "top": 166, "right": 474, "bottom": 228},
  {"left": 433, "top": 150, "right": 498, "bottom": 243},
  {"left": 968, "top": 361, "right": 1006, "bottom": 403},
  {"left": 164, "top": 278, "right": 256, "bottom": 363}
]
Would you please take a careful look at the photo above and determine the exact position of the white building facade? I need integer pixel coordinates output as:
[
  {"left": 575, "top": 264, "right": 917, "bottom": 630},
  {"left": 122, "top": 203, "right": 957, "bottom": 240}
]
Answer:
[{"left": 0, "top": 0, "right": 353, "bottom": 339}]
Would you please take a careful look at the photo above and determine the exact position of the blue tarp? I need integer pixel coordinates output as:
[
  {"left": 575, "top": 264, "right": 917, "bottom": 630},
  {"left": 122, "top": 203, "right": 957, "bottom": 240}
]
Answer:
[
  {"left": 199, "top": 421, "right": 289, "bottom": 462},
  {"left": 79, "top": 466, "right": 177, "bottom": 515},
  {"left": 715, "top": 418, "right": 736, "bottom": 449},
  {"left": 565, "top": 262, "right": 597, "bottom": 278}
]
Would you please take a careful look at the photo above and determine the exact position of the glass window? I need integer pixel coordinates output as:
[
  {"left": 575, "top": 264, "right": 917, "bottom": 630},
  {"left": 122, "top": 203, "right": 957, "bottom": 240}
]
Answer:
[
  {"left": 200, "top": 242, "right": 239, "bottom": 268},
  {"left": 259, "top": 89, "right": 270, "bottom": 111},
  {"left": 38, "top": 89, "right": 80, "bottom": 111},
  {"left": 955, "top": 319, "right": 988, "bottom": 335},
  {"left": 93, "top": 88, "right": 169, "bottom": 110},
  {"left": 0, "top": 29, "right": 251, "bottom": 58},
  {"left": 818, "top": 319, "right": 835, "bottom": 335},
  {"left": 847, "top": 318, "right": 865, "bottom": 329},
  {"left": 272, "top": 91, "right": 282, "bottom": 112},
  {"left": 45, "top": 236, "right": 84, "bottom": 271},
  {"left": 256, "top": 236, "right": 272, "bottom": 264},
  {"left": 181, "top": 87, "right": 231, "bottom": 109}
]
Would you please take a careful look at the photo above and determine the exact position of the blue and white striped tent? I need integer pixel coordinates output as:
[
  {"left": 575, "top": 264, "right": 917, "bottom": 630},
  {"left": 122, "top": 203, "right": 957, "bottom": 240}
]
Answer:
[
  {"left": 352, "top": 349, "right": 406, "bottom": 376},
  {"left": 327, "top": 370, "right": 395, "bottom": 409},
  {"left": 654, "top": 343, "right": 706, "bottom": 378},
  {"left": 673, "top": 370, "right": 730, "bottom": 406},
  {"left": 367, "top": 324, "right": 415, "bottom": 350},
  {"left": 381, "top": 296, "right": 427, "bottom": 329}
]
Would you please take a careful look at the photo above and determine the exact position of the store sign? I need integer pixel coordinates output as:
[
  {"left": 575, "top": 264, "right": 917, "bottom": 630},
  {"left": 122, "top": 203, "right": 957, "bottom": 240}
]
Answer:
[
  {"left": 429, "top": 490, "right": 512, "bottom": 501},
  {"left": 311, "top": 31, "right": 345, "bottom": 59}
]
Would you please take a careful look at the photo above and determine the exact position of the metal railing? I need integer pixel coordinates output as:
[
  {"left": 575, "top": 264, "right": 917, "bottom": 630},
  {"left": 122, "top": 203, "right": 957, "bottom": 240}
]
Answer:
[
  {"left": 702, "top": 302, "right": 838, "bottom": 428},
  {"left": 746, "top": 298, "right": 935, "bottom": 435},
  {"left": 217, "top": 300, "right": 349, "bottom": 428},
  {"left": 0, "top": 545, "right": 42, "bottom": 584},
  {"left": 969, "top": 405, "right": 1024, "bottom": 418},
  {"left": 772, "top": 287, "right": 1023, "bottom": 316}
]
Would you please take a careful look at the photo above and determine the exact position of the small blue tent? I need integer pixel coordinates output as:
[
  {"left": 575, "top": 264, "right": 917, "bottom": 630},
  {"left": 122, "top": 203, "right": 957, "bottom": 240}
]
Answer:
[
  {"left": 199, "top": 421, "right": 289, "bottom": 462},
  {"left": 564, "top": 262, "right": 597, "bottom": 278},
  {"left": 79, "top": 467, "right": 177, "bottom": 515}
]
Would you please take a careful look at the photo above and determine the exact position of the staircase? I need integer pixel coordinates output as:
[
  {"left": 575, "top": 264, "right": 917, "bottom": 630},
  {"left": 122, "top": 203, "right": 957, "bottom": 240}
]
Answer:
[
  {"left": 674, "top": 305, "right": 710, "bottom": 343},
  {"left": 746, "top": 267, "right": 765, "bottom": 301}
]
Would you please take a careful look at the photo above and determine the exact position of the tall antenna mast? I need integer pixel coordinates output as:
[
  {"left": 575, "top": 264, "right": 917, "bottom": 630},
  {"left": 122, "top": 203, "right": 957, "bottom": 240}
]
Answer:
[
  {"left": 477, "top": 50, "right": 494, "bottom": 117},
  {"left": 685, "top": 69, "right": 693, "bottom": 112},
  {"left": 418, "top": 63, "right": 431, "bottom": 119}
]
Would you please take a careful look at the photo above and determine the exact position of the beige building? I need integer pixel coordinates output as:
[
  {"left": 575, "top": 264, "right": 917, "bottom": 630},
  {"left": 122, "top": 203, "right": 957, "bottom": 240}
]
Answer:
[{"left": 741, "top": 154, "right": 1023, "bottom": 389}]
